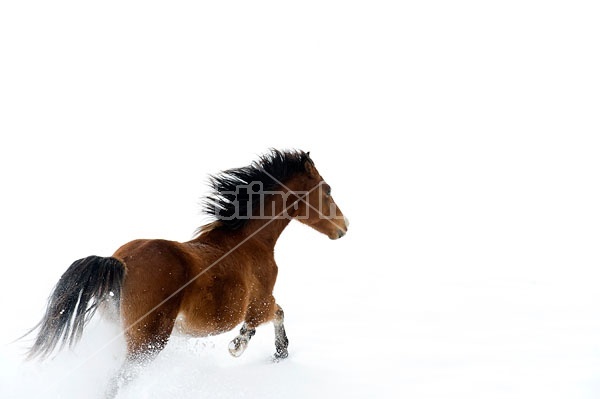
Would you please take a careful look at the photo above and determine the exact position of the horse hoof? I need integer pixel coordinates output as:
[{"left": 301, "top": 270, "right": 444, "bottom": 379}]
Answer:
[
  {"left": 273, "top": 349, "right": 288, "bottom": 361},
  {"left": 228, "top": 337, "right": 247, "bottom": 357}
]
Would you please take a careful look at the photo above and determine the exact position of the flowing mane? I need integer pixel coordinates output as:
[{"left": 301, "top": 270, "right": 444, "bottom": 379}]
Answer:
[{"left": 198, "top": 149, "right": 312, "bottom": 233}]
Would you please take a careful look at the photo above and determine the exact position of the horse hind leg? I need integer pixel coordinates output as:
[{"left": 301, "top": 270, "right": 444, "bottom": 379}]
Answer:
[
  {"left": 106, "top": 303, "right": 179, "bottom": 398},
  {"left": 105, "top": 330, "right": 174, "bottom": 399},
  {"left": 104, "top": 329, "right": 172, "bottom": 398},
  {"left": 104, "top": 327, "right": 173, "bottom": 398},
  {"left": 105, "top": 358, "right": 142, "bottom": 399}
]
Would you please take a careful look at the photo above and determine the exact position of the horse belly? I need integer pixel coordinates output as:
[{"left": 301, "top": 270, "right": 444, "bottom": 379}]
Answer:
[{"left": 176, "top": 282, "right": 248, "bottom": 337}]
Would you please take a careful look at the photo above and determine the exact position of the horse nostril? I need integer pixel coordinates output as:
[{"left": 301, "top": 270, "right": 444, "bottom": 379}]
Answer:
[{"left": 337, "top": 229, "right": 346, "bottom": 239}]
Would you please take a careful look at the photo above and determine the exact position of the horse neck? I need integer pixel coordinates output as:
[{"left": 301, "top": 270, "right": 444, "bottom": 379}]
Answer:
[
  {"left": 239, "top": 216, "right": 292, "bottom": 249},
  {"left": 238, "top": 193, "right": 295, "bottom": 248}
]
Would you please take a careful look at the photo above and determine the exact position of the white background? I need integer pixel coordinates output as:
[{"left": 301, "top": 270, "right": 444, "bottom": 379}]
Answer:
[{"left": 1, "top": 1, "right": 599, "bottom": 398}]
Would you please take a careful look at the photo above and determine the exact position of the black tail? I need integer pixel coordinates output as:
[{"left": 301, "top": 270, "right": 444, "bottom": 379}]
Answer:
[{"left": 26, "top": 256, "right": 125, "bottom": 360}]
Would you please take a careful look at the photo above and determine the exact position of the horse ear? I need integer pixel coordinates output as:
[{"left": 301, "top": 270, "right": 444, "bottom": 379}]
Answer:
[{"left": 303, "top": 153, "right": 317, "bottom": 176}]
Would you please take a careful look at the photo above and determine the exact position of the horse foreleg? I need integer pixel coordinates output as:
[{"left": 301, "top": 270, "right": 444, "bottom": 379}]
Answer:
[
  {"left": 228, "top": 295, "right": 274, "bottom": 357},
  {"left": 273, "top": 304, "right": 289, "bottom": 360},
  {"left": 228, "top": 298, "right": 289, "bottom": 359},
  {"left": 228, "top": 323, "right": 256, "bottom": 357}
]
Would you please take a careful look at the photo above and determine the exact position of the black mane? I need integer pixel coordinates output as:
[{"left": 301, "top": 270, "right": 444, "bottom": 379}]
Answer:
[{"left": 200, "top": 149, "right": 312, "bottom": 232}]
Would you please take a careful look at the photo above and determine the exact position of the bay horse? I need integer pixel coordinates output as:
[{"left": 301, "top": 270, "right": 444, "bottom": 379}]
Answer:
[{"left": 26, "top": 149, "right": 348, "bottom": 396}]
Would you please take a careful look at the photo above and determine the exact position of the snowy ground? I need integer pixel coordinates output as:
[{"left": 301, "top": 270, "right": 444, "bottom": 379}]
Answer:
[
  {"left": 2, "top": 206, "right": 600, "bottom": 398},
  {"left": 1, "top": 1, "right": 600, "bottom": 398}
]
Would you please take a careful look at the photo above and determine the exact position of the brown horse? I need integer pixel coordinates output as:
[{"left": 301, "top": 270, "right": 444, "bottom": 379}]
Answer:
[{"left": 27, "top": 149, "right": 348, "bottom": 395}]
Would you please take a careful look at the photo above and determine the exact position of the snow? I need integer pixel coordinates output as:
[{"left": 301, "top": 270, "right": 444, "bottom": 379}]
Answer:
[{"left": 1, "top": 1, "right": 600, "bottom": 398}]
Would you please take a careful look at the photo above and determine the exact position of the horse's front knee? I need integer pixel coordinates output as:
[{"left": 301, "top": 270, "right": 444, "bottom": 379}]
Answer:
[{"left": 274, "top": 304, "right": 285, "bottom": 325}]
